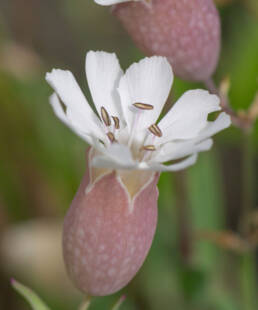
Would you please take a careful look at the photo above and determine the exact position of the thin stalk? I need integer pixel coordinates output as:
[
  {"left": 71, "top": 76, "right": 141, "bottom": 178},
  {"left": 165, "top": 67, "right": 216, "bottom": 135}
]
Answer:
[
  {"left": 111, "top": 295, "right": 126, "bottom": 310},
  {"left": 241, "top": 131, "right": 254, "bottom": 235},
  {"left": 240, "top": 130, "right": 256, "bottom": 310},
  {"left": 204, "top": 78, "right": 251, "bottom": 130},
  {"left": 174, "top": 171, "right": 193, "bottom": 263},
  {"left": 78, "top": 296, "right": 92, "bottom": 310},
  {"left": 240, "top": 253, "right": 256, "bottom": 310}
]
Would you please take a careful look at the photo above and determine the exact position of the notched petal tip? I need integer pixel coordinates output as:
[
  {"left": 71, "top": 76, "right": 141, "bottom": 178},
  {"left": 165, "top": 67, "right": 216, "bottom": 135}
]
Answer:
[
  {"left": 86, "top": 50, "right": 118, "bottom": 59},
  {"left": 45, "top": 68, "right": 71, "bottom": 83},
  {"left": 86, "top": 49, "right": 123, "bottom": 119},
  {"left": 94, "top": 0, "right": 133, "bottom": 6},
  {"left": 220, "top": 112, "right": 232, "bottom": 128}
]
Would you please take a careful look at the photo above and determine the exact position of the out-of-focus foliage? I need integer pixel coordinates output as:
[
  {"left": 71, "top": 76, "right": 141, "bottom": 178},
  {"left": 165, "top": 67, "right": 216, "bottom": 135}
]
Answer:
[
  {"left": 11, "top": 279, "right": 51, "bottom": 310},
  {"left": 11, "top": 280, "right": 125, "bottom": 310},
  {"left": 0, "top": 1, "right": 257, "bottom": 310}
]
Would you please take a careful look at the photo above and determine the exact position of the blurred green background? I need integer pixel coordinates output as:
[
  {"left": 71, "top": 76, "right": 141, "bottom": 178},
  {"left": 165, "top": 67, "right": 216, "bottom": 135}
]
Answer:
[{"left": 0, "top": 0, "right": 257, "bottom": 309}]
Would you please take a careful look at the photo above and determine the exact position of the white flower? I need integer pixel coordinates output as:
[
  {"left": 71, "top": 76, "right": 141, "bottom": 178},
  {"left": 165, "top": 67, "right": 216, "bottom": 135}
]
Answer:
[
  {"left": 94, "top": 0, "right": 141, "bottom": 6},
  {"left": 46, "top": 51, "right": 230, "bottom": 172}
]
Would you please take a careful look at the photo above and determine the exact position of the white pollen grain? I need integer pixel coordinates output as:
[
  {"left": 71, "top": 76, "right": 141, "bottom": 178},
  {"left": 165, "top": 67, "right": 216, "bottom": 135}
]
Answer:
[
  {"left": 152, "top": 42, "right": 159, "bottom": 51},
  {"left": 111, "top": 257, "right": 117, "bottom": 264},
  {"left": 130, "top": 246, "right": 135, "bottom": 254},
  {"left": 108, "top": 268, "right": 116, "bottom": 277},
  {"left": 102, "top": 254, "right": 109, "bottom": 261},
  {"left": 81, "top": 257, "right": 87, "bottom": 266},
  {"left": 121, "top": 267, "right": 129, "bottom": 275},
  {"left": 99, "top": 244, "right": 106, "bottom": 251},
  {"left": 75, "top": 248, "right": 80, "bottom": 257},
  {"left": 103, "top": 284, "right": 110, "bottom": 292},
  {"left": 78, "top": 228, "right": 84, "bottom": 237},
  {"left": 123, "top": 257, "right": 130, "bottom": 266},
  {"left": 95, "top": 270, "right": 103, "bottom": 278},
  {"left": 96, "top": 217, "right": 101, "bottom": 226}
]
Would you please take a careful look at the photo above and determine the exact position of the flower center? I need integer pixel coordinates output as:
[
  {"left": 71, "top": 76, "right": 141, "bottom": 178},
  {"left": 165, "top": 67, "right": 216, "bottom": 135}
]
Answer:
[{"left": 100, "top": 103, "right": 163, "bottom": 162}]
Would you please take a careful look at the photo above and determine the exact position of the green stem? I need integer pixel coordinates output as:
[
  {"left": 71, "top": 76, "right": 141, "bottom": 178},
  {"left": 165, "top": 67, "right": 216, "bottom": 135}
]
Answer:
[
  {"left": 240, "top": 130, "right": 256, "bottom": 310},
  {"left": 241, "top": 131, "right": 254, "bottom": 235},
  {"left": 174, "top": 171, "right": 193, "bottom": 264},
  {"left": 240, "top": 253, "right": 256, "bottom": 310},
  {"left": 204, "top": 78, "right": 251, "bottom": 130},
  {"left": 78, "top": 296, "right": 92, "bottom": 310},
  {"left": 111, "top": 295, "right": 126, "bottom": 310}
]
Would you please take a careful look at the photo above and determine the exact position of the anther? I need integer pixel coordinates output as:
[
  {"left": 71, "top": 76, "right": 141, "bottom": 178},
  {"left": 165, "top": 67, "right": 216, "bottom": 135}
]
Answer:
[
  {"left": 107, "top": 132, "right": 115, "bottom": 143},
  {"left": 148, "top": 124, "right": 163, "bottom": 137},
  {"left": 112, "top": 116, "right": 120, "bottom": 129},
  {"left": 101, "top": 106, "right": 111, "bottom": 126},
  {"left": 133, "top": 102, "right": 154, "bottom": 110},
  {"left": 142, "top": 145, "right": 156, "bottom": 151}
]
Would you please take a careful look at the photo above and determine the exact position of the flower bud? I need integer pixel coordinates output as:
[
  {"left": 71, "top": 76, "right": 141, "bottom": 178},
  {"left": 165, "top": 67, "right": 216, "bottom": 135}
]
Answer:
[
  {"left": 63, "top": 149, "right": 159, "bottom": 296},
  {"left": 112, "top": 0, "right": 221, "bottom": 81}
]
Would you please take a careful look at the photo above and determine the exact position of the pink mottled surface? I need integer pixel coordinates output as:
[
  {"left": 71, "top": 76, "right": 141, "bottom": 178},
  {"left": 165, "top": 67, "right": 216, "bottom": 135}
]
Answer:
[
  {"left": 63, "top": 160, "right": 159, "bottom": 296},
  {"left": 113, "top": 0, "right": 221, "bottom": 81}
]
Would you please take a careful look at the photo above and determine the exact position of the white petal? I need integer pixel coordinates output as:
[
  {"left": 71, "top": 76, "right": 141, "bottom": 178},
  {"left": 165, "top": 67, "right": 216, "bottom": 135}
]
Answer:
[
  {"left": 199, "top": 112, "right": 231, "bottom": 139},
  {"left": 92, "top": 157, "right": 138, "bottom": 170},
  {"left": 146, "top": 154, "right": 198, "bottom": 172},
  {"left": 193, "top": 139, "right": 213, "bottom": 152},
  {"left": 49, "top": 93, "right": 95, "bottom": 145},
  {"left": 158, "top": 90, "right": 221, "bottom": 144},
  {"left": 50, "top": 93, "right": 68, "bottom": 124},
  {"left": 86, "top": 51, "right": 124, "bottom": 120},
  {"left": 94, "top": 0, "right": 133, "bottom": 6},
  {"left": 46, "top": 69, "right": 105, "bottom": 141},
  {"left": 92, "top": 143, "right": 136, "bottom": 170},
  {"left": 152, "top": 139, "right": 213, "bottom": 163},
  {"left": 105, "top": 143, "right": 134, "bottom": 164},
  {"left": 118, "top": 56, "right": 173, "bottom": 131}
]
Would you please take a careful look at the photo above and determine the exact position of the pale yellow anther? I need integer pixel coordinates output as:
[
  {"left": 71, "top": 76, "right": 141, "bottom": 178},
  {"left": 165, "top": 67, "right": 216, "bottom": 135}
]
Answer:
[
  {"left": 107, "top": 132, "right": 115, "bottom": 143},
  {"left": 101, "top": 106, "right": 111, "bottom": 127},
  {"left": 133, "top": 102, "right": 154, "bottom": 110},
  {"left": 148, "top": 124, "right": 162, "bottom": 137},
  {"left": 142, "top": 145, "right": 156, "bottom": 151},
  {"left": 112, "top": 116, "right": 120, "bottom": 129}
]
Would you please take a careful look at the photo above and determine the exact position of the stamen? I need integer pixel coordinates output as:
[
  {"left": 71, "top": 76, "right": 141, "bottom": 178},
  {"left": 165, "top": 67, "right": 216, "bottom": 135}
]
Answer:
[
  {"left": 101, "top": 106, "right": 111, "bottom": 126},
  {"left": 142, "top": 145, "right": 156, "bottom": 151},
  {"left": 107, "top": 132, "right": 115, "bottom": 143},
  {"left": 148, "top": 124, "right": 163, "bottom": 137},
  {"left": 112, "top": 116, "right": 120, "bottom": 129},
  {"left": 133, "top": 102, "right": 154, "bottom": 110},
  {"left": 128, "top": 102, "right": 153, "bottom": 148}
]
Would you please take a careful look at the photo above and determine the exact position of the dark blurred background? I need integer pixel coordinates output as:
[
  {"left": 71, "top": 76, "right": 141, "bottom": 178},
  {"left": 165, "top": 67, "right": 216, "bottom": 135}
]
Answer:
[{"left": 0, "top": 0, "right": 257, "bottom": 309}]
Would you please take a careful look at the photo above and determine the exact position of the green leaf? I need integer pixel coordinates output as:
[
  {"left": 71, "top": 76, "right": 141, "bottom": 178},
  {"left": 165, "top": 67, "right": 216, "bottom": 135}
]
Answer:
[{"left": 11, "top": 279, "right": 51, "bottom": 310}]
